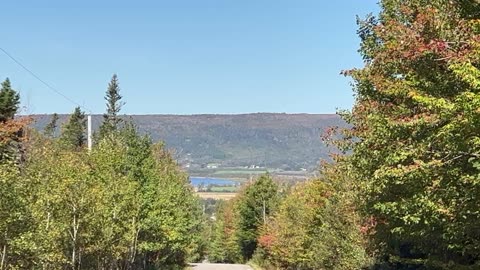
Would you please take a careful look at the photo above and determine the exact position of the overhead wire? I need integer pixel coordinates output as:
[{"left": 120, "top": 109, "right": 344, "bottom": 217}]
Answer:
[{"left": 0, "top": 46, "right": 92, "bottom": 113}]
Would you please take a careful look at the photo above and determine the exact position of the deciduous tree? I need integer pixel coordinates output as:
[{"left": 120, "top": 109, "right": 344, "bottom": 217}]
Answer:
[
  {"left": 344, "top": 0, "right": 480, "bottom": 267},
  {"left": 235, "top": 174, "right": 279, "bottom": 261}
]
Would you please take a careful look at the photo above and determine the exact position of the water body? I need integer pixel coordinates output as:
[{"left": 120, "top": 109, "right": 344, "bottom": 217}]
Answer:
[{"left": 190, "top": 177, "right": 237, "bottom": 186}]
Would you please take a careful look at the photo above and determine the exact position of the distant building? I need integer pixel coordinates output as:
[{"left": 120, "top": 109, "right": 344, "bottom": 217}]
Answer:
[{"left": 207, "top": 163, "right": 220, "bottom": 169}]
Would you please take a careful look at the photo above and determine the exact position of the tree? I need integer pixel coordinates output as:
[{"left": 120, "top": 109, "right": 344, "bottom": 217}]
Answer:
[
  {"left": 0, "top": 78, "right": 20, "bottom": 123},
  {"left": 99, "top": 74, "right": 124, "bottom": 137},
  {"left": 60, "top": 107, "right": 86, "bottom": 149},
  {"left": 18, "top": 119, "right": 203, "bottom": 269},
  {"left": 44, "top": 113, "right": 59, "bottom": 138},
  {"left": 25, "top": 144, "right": 96, "bottom": 269},
  {"left": 257, "top": 161, "right": 370, "bottom": 270},
  {"left": 344, "top": 0, "right": 480, "bottom": 267},
  {"left": 208, "top": 200, "right": 242, "bottom": 264},
  {"left": 89, "top": 122, "right": 203, "bottom": 269},
  {"left": 235, "top": 174, "right": 279, "bottom": 261},
  {"left": 0, "top": 78, "right": 23, "bottom": 162},
  {"left": 0, "top": 162, "right": 33, "bottom": 269}
]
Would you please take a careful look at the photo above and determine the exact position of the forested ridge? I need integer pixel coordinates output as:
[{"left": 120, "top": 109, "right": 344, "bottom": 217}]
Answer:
[
  {"left": 2, "top": 0, "right": 480, "bottom": 269},
  {"left": 31, "top": 113, "right": 343, "bottom": 171}
]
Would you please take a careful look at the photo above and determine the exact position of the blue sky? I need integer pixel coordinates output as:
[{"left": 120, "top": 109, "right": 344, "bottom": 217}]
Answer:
[{"left": 1, "top": 1, "right": 378, "bottom": 115}]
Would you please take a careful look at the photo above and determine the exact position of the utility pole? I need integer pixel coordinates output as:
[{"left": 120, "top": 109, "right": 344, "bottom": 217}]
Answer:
[
  {"left": 87, "top": 115, "right": 92, "bottom": 151},
  {"left": 263, "top": 200, "right": 266, "bottom": 225}
]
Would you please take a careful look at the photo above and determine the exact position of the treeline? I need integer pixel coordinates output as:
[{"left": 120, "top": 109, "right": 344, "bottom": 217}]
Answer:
[
  {"left": 0, "top": 75, "right": 203, "bottom": 269},
  {"left": 205, "top": 0, "right": 480, "bottom": 269},
  {"left": 205, "top": 171, "right": 369, "bottom": 269}
]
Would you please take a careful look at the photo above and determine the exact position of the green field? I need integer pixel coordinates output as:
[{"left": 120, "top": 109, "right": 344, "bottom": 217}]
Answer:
[{"left": 209, "top": 186, "right": 238, "bottom": 192}]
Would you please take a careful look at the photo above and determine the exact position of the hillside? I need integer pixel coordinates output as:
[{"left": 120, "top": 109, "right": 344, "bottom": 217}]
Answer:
[{"left": 32, "top": 113, "right": 345, "bottom": 172}]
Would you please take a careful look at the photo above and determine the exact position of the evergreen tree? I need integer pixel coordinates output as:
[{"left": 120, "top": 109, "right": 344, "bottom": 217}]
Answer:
[
  {"left": 44, "top": 113, "right": 59, "bottom": 138},
  {"left": 99, "top": 74, "right": 124, "bottom": 137},
  {"left": 60, "top": 107, "right": 86, "bottom": 149},
  {"left": 0, "top": 78, "right": 20, "bottom": 122}
]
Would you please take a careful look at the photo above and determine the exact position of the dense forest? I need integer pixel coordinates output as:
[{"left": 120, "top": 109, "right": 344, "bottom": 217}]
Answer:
[
  {"left": 0, "top": 76, "right": 204, "bottom": 269},
  {"left": 2, "top": 0, "right": 480, "bottom": 269}
]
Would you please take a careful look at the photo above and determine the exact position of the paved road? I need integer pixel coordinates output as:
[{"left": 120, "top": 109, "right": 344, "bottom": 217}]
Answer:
[{"left": 189, "top": 263, "right": 253, "bottom": 270}]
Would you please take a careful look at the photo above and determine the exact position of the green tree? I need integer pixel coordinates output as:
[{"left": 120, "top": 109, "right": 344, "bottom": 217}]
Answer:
[
  {"left": 208, "top": 200, "right": 242, "bottom": 263},
  {"left": 88, "top": 133, "right": 142, "bottom": 269},
  {"left": 44, "top": 113, "right": 59, "bottom": 138},
  {"left": 235, "top": 174, "right": 279, "bottom": 261},
  {"left": 0, "top": 78, "right": 24, "bottom": 162},
  {"left": 138, "top": 141, "right": 203, "bottom": 268},
  {"left": 25, "top": 144, "right": 96, "bottom": 269},
  {"left": 257, "top": 161, "right": 370, "bottom": 270},
  {"left": 99, "top": 74, "right": 124, "bottom": 137},
  {"left": 20, "top": 120, "right": 203, "bottom": 269},
  {"left": 0, "top": 92, "right": 32, "bottom": 268},
  {"left": 89, "top": 122, "right": 203, "bottom": 269},
  {"left": 0, "top": 78, "right": 20, "bottom": 123},
  {"left": 0, "top": 161, "right": 33, "bottom": 269},
  {"left": 344, "top": 0, "right": 480, "bottom": 267},
  {"left": 60, "top": 107, "right": 86, "bottom": 149}
]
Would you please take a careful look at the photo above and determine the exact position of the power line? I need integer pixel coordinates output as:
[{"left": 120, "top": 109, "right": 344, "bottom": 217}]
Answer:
[{"left": 0, "top": 47, "right": 92, "bottom": 113}]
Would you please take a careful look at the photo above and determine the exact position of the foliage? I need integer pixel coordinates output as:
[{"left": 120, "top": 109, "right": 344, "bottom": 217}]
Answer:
[
  {"left": 0, "top": 78, "right": 20, "bottom": 123},
  {"left": 256, "top": 161, "right": 370, "bottom": 270},
  {"left": 208, "top": 200, "right": 242, "bottom": 264},
  {"left": 343, "top": 0, "right": 480, "bottom": 268},
  {"left": 0, "top": 157, "right": 32, "bottom": 269},
  {"left": 98, "top": 74, "right": 124, "bottom": 137},
  {"left": 0, "top": 77, "right": 203, "bottom": 269},
  {"left": 44, "top": 113, "right": 59, "bottom": 138},
  {"left": 0, "top": 78, "right": 25, "bottom": 163},
  {"left": 59, "top": 106, "right": 86, "bottom": 150},
  {"left": 0, "top": 117, "right": 29, "bottom": 163},
  {"left": 1, "top": 122, "right": 203, "bottom": 269},
  {"left": 234, "top": 174, "right": 280, "bottom": 261}
]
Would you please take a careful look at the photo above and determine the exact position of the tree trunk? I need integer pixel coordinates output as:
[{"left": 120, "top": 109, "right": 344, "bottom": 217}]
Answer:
[
  {"left": 71, "top": 211, "right": 79, "bottom": 270},
  {"left": 78, "top": 248, "right": 82, "bottom": 270},
  {"left": 1, "top": 229, "right": 8, "bottom": 270},
  {"left": 130, "top": 228, "right": 140, "bottom": 267},
  {"left": 46, "top": 211, "right": 51, "bottom": 230},
  {"left": 0, "top": 243, "right": 6, "bottom": 270}
]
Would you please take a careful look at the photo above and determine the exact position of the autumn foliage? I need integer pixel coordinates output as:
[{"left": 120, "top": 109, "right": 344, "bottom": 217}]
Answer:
[{"left": 343, "top": 0, "right": 480, "bottom": 268}]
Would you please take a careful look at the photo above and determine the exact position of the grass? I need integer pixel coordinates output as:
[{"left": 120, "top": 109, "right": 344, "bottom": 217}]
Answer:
[{"left": 209, "top": 186, "right": 238, "bottom": 192}]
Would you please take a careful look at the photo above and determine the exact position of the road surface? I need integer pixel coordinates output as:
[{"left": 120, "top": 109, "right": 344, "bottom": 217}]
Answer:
[{"left": 189, "top": 263, "right": 253, "bottom": 270}]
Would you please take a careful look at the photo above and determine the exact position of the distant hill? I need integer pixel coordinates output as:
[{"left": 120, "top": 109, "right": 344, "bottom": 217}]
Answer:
[{"left": 31, "top": 113, "right": 346, "bottom": 171}]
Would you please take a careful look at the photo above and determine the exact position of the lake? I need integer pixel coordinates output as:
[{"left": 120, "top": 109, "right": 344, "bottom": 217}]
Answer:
[{"left": 190, "top": 177, "right": 237, "bottom": 186}]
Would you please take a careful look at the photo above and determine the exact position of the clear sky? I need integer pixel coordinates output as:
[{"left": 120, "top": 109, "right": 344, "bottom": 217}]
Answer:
[{"left": 1, "top": 1, "right": 378, "bottom": 115}]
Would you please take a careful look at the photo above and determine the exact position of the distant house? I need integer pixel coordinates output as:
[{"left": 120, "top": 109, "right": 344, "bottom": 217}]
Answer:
[{"left": 206, "top": 163, "right": 220, "bottom": 169}]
